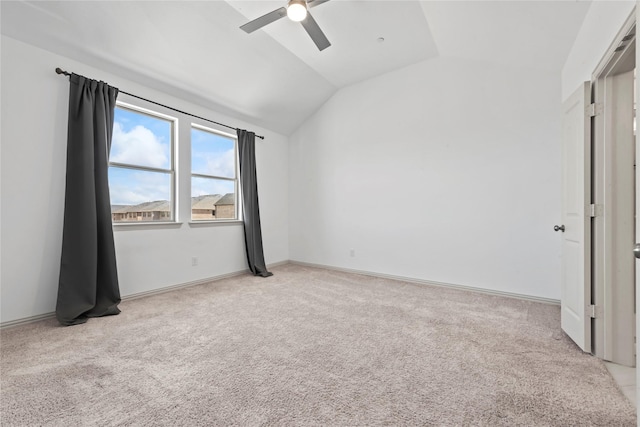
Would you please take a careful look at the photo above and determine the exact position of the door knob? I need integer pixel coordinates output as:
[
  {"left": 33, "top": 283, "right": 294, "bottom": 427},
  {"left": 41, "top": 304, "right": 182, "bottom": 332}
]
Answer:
[
  {"left": 554, "top": 225, "right": 565, "bottom": 232},
  {"left": 634, "top": 244, "right": 640, "bottom": 259}
]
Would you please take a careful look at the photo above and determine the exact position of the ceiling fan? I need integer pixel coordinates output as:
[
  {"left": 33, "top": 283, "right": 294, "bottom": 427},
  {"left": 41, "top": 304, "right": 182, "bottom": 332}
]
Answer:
[{"left": 240, "top": 0, "right": 332, "bottom": 51}]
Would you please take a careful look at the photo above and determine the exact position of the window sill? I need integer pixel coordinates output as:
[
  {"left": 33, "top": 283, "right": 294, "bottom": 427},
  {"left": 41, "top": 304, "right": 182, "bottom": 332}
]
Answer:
[
  {"left": 188, "top": 220, "right": 243, "bottom": 227},
  {"left": 113, "top": 221, "right": 183, "bottom": 231}
]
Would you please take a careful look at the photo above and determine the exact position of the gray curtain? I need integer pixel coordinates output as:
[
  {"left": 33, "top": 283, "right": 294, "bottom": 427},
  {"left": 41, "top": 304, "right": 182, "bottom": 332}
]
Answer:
[
  {"left": 56, "top": 74, "right": 121, "bottom": 326},
  {"left": 237, "top": 130, "right": 273, "bottom": 277}
]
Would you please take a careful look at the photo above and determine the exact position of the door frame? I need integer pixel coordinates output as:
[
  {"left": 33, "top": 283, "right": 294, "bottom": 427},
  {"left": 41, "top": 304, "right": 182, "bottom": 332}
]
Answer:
[{"left": 590, "top": 11, "right": 636, "bottom": 366}]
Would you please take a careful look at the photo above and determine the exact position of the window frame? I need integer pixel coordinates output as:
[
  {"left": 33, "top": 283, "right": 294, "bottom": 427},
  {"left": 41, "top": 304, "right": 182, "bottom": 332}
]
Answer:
[
  {"left": 109, "top": 101, "right": 178, "bottom": 224},
  {"left": 190, "top": 123, "right": 240, "bottom": 222}
]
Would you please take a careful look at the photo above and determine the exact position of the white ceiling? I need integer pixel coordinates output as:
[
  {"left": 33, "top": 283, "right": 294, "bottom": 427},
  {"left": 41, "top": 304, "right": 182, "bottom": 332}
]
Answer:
[
  {"left": 0, "top": 1, "right": 591, "bottom": 135},
  {"left": 227, "top": 0, "right": 439, "bottom": 87},
  {"left": 420, "top": 1, "right": 592, "bottom": 73}
]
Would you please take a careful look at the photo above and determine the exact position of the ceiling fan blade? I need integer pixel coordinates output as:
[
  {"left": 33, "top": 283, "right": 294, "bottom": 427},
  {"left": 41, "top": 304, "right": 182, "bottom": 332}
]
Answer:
[
  {"left": 300, "top": 12, "right": 331, "bottom": 51},
  {"left": 308, "top": 0, "right": 330, "bottom": 9},
  {"left": 240, "top": 7, "right": 287, "bottom": 33}
]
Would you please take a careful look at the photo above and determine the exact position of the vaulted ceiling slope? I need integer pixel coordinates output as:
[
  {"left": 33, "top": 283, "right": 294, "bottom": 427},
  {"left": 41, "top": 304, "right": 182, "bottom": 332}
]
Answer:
[{"left": 1, "top": 1, "right": 591, "bottom": 135}]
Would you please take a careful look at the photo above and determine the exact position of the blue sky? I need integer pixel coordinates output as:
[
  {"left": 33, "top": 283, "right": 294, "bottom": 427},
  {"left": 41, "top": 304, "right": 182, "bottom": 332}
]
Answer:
[
  {"left": 108, "top": 107, "right": 236, "bottom": 206},
  {"left": 191, "top": 127, "right": 235, "bottom": 178},
  {"left": 191, "top": 127, "right": 236, "bottom": 198}
]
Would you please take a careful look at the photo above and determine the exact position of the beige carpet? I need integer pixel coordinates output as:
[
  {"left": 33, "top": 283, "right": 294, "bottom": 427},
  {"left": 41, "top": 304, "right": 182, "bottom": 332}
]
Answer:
[{"left": 1, "top": 264, "right": 636, "bottom": 426}]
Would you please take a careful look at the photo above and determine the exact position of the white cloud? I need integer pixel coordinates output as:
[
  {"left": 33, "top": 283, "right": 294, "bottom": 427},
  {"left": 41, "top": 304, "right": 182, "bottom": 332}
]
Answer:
[
  {"left": 110, "top": 122, "right": 169, "bottom": 169},
  {"left": 110, "top": 188, "right": 157, "bottom": 206},
  {"left": 205, "top": 149, "right": 235, "bottom": 177},
  {"left": 191, "top": 177, "right": 234, "bottom": 198},
  {"left": 109, "top": 170, "right": 170, "bottom": 205}
]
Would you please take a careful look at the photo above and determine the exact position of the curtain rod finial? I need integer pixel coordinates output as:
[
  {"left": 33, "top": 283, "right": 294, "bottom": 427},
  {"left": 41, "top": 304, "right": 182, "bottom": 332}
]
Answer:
[{"left": 55, "top": 67, "right": 70, "bottom": 76}]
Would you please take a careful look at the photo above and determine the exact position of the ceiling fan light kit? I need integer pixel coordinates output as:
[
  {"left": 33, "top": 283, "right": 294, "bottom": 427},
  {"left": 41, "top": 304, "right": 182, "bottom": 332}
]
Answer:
[
  {"left": 287, "top": 0, "right": 307, "bottom": 22},
  {"left": 240, "top": 0, "right": 332, "bottom": 51}
]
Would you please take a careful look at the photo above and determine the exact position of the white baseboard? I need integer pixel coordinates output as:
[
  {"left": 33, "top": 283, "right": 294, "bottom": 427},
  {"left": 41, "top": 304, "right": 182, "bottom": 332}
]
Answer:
[
  {"left": 121, "top": 269, "right": 249, "bottom": 302},
  {"left": 0, "top": 312, "right": 58, "bottom": 329},
  {"left": 0, "top": 260, "right": 289, "bottom": 329},
  {"left": 124, "top": 259, "right": 288, "bottom": 302},
  {"left": 289, "top": 260, "right": 560, "bottom": 306},
  {"left": 0, "top": 259, "right": 557, "bottom": 329}
]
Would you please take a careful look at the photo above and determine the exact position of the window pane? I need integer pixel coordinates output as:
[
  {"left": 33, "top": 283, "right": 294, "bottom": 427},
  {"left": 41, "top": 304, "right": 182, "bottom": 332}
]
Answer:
[
  {"left": 111, "top": 107, "right": 172, "bottom": 170},
  {"left": 191, "top": 128, "right": 235, "bottom": 178},
  {"left": 191, "top": 177, "right": 235, "bottom": 220},
  {"left": 109, "top": 167, "right": 172, "bottom": 222}
]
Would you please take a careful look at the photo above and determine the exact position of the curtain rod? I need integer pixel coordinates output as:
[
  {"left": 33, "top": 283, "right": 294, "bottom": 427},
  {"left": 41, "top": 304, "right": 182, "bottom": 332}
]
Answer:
[{"left": 55, "top": 67, "right": 265, "bottom": 140}]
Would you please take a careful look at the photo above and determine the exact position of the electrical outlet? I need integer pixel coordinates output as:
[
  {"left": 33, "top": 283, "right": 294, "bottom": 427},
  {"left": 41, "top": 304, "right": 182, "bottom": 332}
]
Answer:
[
  {"left": 191, "top": 257, "right": 198, "bottom": 266},
  {"left": 350, "top": 249, "right": 355, "bottom": 257}
]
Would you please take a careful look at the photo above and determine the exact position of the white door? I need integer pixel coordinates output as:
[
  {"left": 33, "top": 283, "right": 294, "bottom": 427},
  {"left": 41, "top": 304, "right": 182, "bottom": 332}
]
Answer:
[{"left": 559, "top": 82, "right": 591, "bottom": 352}]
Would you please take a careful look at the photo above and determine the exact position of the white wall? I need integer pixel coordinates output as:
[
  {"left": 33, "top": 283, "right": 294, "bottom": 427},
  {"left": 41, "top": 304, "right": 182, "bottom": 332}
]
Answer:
[
  {"left": 289, "top": 56, "right": 562, "bottom": 300},
  {"left": 561, "top": 0, "right": 635, "bottom": 101},
  {"left": 0, "top": 36, "right": 289, "bottom": 324}
]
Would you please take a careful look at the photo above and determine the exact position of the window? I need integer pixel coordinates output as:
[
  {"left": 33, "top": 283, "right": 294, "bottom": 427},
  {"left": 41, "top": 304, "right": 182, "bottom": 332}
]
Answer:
[
  {"left": 109, "top": 104, "right": 175, "bottom": 223},
  {"left": 191, "top": 125, "right": 238, "bottom": 221}
]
